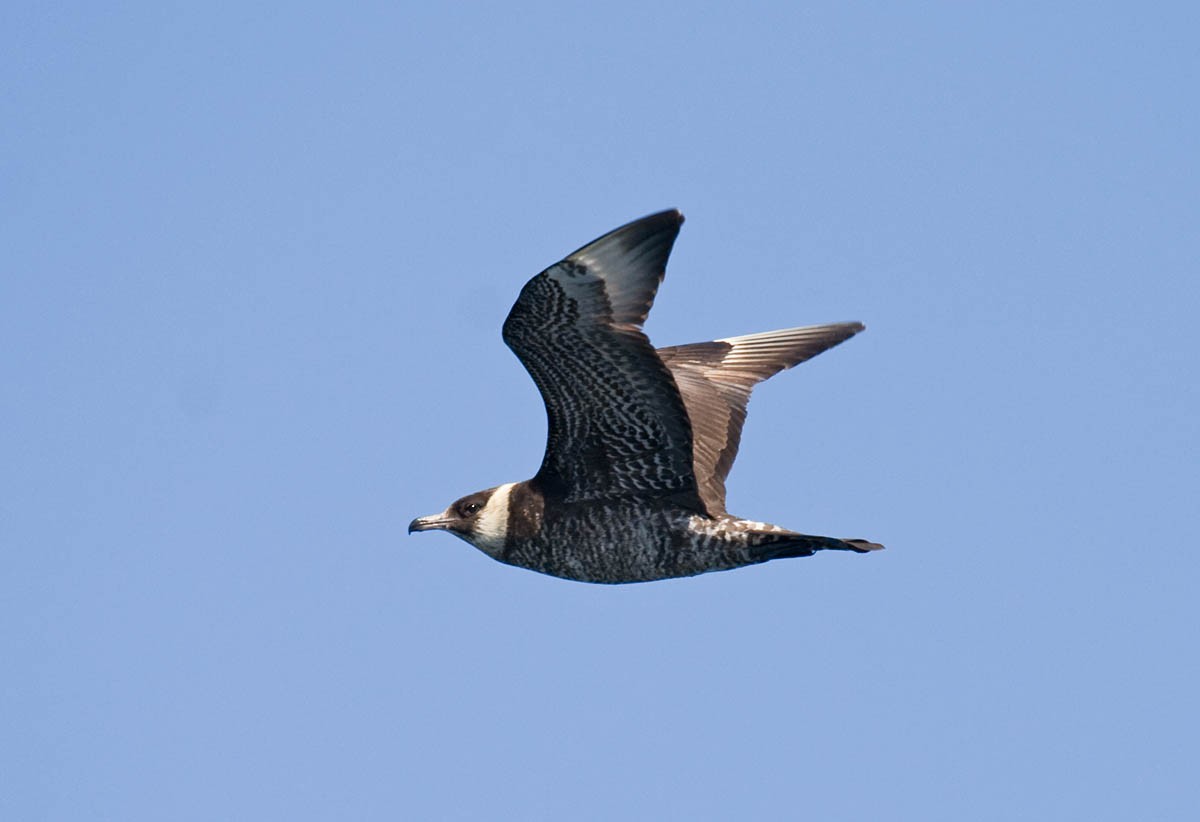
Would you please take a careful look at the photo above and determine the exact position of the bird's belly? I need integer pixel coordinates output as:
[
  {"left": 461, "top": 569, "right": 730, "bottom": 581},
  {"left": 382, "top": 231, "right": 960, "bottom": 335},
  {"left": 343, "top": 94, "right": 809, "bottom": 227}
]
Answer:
[{"left": 500, "top": 501, "right": 744, "bottom": 584}]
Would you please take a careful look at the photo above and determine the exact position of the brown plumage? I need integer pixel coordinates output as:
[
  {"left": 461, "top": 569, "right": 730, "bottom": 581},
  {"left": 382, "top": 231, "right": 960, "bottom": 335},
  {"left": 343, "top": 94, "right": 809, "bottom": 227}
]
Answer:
[{"left": 658, "top": 323, "right": 864, "bottom": 516}]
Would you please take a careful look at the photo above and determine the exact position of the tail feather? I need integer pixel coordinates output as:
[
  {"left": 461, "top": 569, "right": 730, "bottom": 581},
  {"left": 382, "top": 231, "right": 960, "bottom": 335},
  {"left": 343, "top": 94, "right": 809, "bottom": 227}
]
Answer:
[
  {"left": 754, "top": 532, "right": 884, "bottom": 561},
  {"left": 841, "top": 538, "right": 885, "bottom": 553}
]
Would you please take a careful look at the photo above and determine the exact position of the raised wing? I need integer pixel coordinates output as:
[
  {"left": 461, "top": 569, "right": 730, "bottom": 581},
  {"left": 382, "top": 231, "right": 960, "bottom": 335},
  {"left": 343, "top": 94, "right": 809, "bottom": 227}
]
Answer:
[
  {"left": 657, "top": 323, "right": 864, "bottom": 515},
  {"left": 502, "top": 210, "right": 707, "bottom": 511}
]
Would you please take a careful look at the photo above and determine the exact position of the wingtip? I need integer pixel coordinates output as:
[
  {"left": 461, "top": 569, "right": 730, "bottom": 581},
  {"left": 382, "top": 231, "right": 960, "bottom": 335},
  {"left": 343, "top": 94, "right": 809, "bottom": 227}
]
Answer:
[
  {"left": 830, "top": 321, "right": 865, "bottom": 337},
  {"left": 633, "top": 208, "right": 684, "bottom": 232},
  {"left": 568, "top": 209, "right": 684, "bottom": 260}
]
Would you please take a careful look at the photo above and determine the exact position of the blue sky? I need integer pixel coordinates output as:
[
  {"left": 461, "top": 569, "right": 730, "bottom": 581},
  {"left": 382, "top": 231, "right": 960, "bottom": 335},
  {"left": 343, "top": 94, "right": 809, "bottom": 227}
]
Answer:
[{"left": 4, "top": 3, "right": 1197, "bottom": 819}]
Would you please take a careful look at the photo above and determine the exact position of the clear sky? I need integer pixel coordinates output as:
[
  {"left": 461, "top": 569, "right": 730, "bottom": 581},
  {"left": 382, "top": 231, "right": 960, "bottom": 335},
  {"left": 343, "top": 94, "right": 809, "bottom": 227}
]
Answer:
[{"left": 4, "top": 3, "right": 1198, "bottom": 820}]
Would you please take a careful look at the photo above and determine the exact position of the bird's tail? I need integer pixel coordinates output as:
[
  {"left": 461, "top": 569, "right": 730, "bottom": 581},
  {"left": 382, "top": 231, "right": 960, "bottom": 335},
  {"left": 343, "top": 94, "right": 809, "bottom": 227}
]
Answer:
[{"left": 753, "top": 531, "right": 884, "bottom": 561}]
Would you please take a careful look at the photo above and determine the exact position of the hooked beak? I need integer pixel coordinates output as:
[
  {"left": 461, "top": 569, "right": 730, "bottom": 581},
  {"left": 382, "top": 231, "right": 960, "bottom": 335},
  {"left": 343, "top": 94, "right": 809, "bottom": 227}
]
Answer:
[{"left": 408, "top": 513, "right": 454, "bottom": 534}]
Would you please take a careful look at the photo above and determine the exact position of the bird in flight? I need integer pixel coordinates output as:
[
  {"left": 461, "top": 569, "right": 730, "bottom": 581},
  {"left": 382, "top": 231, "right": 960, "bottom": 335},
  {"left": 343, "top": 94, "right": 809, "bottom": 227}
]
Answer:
[{"left": 409, "top": 210, "right": 882, "bottom": 583}]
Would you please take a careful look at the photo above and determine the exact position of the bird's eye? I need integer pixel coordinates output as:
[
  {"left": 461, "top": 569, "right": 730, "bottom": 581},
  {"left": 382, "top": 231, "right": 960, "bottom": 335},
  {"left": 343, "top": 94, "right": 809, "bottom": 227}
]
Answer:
[{"left": 462, "top": 502, "right": 481, "bottom": 516}]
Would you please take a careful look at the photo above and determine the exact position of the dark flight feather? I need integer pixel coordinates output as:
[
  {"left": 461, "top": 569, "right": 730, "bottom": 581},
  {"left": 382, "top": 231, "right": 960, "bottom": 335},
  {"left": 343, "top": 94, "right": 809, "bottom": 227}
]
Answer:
[{"left": 501, "top": 210, "right": 707, "bottom": 511}]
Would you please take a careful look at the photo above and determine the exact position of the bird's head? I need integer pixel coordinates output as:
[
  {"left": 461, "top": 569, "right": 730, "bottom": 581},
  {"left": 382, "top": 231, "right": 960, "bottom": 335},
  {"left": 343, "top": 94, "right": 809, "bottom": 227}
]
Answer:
[{"left": 408, "top": 482, "right": 516, "bottom": 556}]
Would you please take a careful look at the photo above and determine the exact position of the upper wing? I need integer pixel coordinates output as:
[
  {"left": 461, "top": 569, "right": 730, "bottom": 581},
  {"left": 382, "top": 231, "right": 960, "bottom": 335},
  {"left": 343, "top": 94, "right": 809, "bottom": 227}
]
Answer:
[
  {"left": 657, "top": 323, "right": 864, "bottom": 515},
  {"left": 501, "top": 210, "right": 707, "bottom": 510}
]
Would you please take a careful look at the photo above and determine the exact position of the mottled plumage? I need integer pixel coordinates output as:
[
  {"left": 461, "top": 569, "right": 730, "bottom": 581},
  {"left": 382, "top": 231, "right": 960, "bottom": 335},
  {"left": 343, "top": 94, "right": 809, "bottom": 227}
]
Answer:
[{"left": 409, "top": 210, "right": 882, "bottom": 583}]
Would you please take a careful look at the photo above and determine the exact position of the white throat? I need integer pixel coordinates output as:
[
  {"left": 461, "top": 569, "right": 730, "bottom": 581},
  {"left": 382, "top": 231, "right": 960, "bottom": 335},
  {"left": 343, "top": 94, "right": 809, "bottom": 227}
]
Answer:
[{"left": 472, "top": 482, "right": 515, "bottom": 554}]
